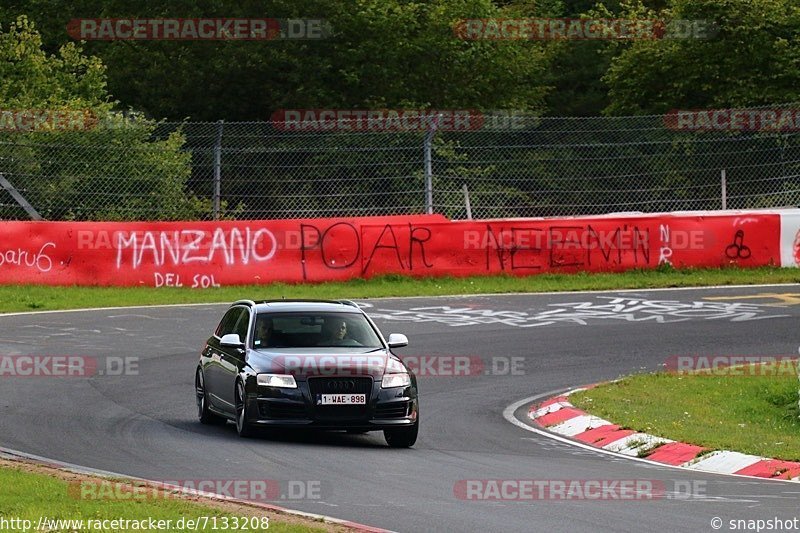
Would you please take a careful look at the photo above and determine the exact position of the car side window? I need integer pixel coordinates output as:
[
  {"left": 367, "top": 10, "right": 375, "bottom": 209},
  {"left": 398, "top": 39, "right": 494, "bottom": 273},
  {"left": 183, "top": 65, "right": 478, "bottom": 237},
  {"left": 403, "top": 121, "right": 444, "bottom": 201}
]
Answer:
[
  {"left": 233, "top": 309, "right": 251, "bottom": 345},
  {"left": 215, "top": 308, "right": 243, "bottom": 337}
]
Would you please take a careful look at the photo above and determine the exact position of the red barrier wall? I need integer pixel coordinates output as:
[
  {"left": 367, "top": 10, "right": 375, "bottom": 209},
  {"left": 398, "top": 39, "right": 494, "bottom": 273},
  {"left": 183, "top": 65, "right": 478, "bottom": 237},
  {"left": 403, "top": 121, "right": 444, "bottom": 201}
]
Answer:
[{"left": 0, "top": 212, "right": 780, "bottom": 286}]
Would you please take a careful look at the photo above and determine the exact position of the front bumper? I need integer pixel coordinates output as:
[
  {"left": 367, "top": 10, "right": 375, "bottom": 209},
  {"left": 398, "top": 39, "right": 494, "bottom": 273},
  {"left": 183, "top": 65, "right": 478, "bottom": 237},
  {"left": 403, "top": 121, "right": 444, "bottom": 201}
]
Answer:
[{"left": 244, "top": 377, "right": 418, "bottom": 431}]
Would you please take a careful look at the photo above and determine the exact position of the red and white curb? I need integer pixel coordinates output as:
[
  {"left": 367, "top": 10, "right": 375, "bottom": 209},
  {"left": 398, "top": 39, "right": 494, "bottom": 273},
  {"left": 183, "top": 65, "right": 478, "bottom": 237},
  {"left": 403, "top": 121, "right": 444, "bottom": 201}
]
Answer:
[{"left": 528, "top": 388, "right": 800, "bottom": 482}]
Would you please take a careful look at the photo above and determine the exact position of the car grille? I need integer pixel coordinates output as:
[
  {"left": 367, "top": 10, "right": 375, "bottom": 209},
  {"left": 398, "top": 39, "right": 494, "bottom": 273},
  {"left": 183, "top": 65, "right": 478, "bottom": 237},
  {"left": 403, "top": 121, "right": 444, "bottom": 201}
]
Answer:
[
  {"left": 308, "top": 377, "right": 373, "bottom": 421},
  {"left": 258, "top": 401, "right": 307, "bottom": 419},
  {"left": 308, "top": 377, "right": 373, "bottom": 395},
  {"left": 375, "top": 402, "right": 411, "bottom": 419}
]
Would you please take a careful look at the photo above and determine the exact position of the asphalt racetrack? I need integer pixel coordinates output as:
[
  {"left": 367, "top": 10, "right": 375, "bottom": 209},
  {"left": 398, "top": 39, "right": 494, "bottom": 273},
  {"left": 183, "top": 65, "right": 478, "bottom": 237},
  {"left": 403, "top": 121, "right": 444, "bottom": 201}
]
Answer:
[{"left": 2, "top": 285, "right": 800, "bottom": 532}]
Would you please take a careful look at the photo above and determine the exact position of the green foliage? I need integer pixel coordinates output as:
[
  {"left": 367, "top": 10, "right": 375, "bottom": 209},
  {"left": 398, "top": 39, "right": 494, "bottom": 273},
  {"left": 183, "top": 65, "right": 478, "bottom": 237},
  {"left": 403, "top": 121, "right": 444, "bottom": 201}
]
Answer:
[
  {"left": 0, "top": 466, "right": 315, "bottom": 533},
  {"left": 571, "top": 362, "right": 800, "bottom": 460},
  {"left": 2, "top": 2, "right": 800, "bottom": 221},
  {"left": 0, "top": 266, "right": 798, "bottom": 312},
  {"left": 0, "top": 16, "right": 208, "bottom": 220},
  {"left": 0, "top": 0, "right": 552, "bottom": 121},
  {"left": 604, "top": 0, "right": 800, "bottom": 114},
  {"left": 4, "top": 0, "right": 800, "bottom": 119}
]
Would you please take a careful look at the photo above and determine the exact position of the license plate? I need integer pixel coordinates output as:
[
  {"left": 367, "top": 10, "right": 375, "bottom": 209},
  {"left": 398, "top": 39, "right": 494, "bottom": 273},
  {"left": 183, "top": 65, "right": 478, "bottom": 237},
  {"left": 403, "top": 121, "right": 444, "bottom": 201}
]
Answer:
[{"left": 317, "top": 394, "right": 366, "bottom": 405}]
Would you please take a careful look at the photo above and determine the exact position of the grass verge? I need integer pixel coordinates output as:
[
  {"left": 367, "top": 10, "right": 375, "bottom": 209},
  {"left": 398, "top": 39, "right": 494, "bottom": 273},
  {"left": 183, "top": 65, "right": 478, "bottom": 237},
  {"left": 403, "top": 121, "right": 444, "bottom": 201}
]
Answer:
[
  {"left": 0, "top": 458, "right": 344, "bottom": 532},
  {"left": 570, "top": 363, "right": 800, "bottom": 461},
  {"left": 2, "top": 266, "right": 799, "bottom": 313}
]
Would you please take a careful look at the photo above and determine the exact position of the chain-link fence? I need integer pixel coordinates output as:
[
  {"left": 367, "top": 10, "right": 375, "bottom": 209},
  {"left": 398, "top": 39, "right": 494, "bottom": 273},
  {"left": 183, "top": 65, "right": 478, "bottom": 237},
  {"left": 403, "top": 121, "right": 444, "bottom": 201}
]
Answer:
[{"left": 2, "top": 106, "right": 799, "bottom": 221}]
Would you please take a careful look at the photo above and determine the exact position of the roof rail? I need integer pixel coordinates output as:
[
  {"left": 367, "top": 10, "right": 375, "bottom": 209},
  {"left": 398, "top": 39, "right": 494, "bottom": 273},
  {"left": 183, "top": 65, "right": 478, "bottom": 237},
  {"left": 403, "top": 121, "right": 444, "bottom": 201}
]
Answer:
[
  {"left": 232, "top": 299, "right": 256, "bottom": 307},
  {"left": 249, "top": 298, "right": 348, "bottom": 305},
  {"left": 247, "top": 299, "right": 362, "bottom": 308}
]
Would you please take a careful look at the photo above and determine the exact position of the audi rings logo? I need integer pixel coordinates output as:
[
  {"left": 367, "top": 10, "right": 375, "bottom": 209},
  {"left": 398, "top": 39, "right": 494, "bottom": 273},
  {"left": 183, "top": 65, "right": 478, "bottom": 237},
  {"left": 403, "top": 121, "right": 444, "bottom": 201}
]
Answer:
[{"left": 326, "top": 380, "right": 356, "bottom": 392}]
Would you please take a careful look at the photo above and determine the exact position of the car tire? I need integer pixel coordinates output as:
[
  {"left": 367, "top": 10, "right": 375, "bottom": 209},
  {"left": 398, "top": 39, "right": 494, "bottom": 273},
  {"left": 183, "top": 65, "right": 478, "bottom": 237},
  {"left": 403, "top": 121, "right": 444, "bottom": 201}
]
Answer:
[
  {"left": 196, "top": 369, "right": 225, "bottom": 425},
  {"left": 384, "top": 420, "right": 418, "bottom": 448},
  {"left": 235, "top": 380, "right": 255, "bottom": 438}
]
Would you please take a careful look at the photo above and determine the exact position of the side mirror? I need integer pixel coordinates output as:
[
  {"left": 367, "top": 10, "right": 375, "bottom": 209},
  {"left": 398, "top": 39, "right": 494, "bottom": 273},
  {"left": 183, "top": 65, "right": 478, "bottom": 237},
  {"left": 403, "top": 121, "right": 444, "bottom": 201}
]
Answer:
[
  {"left": 220, "top": 333, "right": 243, "bottom": 347},
  {"left": 387, "top": 333, "right": 408, "bottom": 349}
]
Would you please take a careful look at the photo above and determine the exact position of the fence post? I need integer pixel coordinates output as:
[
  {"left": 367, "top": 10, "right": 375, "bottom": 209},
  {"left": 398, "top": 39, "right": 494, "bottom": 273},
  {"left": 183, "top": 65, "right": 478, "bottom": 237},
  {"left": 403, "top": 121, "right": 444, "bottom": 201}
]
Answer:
[
  {"left": 462, "top": 183, "right": 472, "bottom": 220},
  {"left": 796, "top": 349, "right": 800, "bottom": 420},
  {"left": 423, "top": 116, "right": 439, "bottom": 215},
  {"left": 721, "top": 169, "right": 727, "bottom": 210},
  {"left": 0, "top": 173, "right": 42, "bottom": 220},
  {"left": 213, "top": 119, "right": 224, "bottom": 220}
]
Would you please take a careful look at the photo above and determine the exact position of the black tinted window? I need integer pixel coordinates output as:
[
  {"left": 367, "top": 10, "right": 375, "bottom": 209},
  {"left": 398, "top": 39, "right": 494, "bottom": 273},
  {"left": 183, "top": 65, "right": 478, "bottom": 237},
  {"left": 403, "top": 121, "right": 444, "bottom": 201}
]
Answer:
[
  {"left": 257, "top": 312, "right": 382, "bottom": 348},
  {"left": 233, "top": 309, "right": 251, "bottom": 343},
  {"left": 215, "top": 308, "right": 244, "bottom": 337}
]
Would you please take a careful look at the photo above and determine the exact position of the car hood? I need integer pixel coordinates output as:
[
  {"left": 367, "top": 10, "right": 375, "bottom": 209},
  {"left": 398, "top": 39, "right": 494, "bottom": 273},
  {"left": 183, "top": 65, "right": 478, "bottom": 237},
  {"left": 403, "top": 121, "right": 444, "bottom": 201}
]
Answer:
[{"left": 249, "top": 348, "right": 395, "bottom": 379}]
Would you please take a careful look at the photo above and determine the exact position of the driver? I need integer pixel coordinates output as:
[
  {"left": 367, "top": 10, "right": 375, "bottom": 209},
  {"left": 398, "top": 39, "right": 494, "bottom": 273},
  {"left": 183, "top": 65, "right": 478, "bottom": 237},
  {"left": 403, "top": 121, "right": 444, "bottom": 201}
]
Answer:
[{"left": 319, "top": 318, "right": 350, "bottom": 346}]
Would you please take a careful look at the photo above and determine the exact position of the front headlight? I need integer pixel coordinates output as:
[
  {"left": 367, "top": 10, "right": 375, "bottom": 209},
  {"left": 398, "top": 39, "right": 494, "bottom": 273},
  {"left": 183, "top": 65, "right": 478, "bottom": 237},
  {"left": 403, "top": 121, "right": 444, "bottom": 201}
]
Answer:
[
  {"left": 257, "top": 373, "right": 297, "bottom": 388},
  {"left": 381, "top": 373, "right": 411, "bottom": 389}
]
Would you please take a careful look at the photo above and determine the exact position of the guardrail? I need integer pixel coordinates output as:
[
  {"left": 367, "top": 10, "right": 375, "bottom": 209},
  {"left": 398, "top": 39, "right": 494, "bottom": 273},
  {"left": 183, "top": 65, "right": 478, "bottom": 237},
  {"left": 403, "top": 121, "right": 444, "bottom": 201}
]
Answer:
[{"left": 1, "top": 210, "right": 798, "bottom": 287}]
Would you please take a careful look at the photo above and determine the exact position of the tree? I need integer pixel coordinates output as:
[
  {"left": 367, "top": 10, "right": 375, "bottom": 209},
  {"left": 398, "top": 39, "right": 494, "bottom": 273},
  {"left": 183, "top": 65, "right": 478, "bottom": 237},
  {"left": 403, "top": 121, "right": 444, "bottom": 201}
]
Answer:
[
  {"left": 1, "top": 0, "right": 552, "bottom": 120},
  {"left": 0, "top": 15, "right": 207, "bottom": 220},
  {"left": 603, "top": 0, "right": 800, "bottom": 114}
]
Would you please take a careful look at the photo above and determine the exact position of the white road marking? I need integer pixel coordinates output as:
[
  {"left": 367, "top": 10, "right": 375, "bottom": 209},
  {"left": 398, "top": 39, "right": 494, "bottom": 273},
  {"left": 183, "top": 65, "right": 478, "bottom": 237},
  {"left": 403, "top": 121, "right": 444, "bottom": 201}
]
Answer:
[{"left": 1, "top": 283, "right": 800, "bottom": 317}]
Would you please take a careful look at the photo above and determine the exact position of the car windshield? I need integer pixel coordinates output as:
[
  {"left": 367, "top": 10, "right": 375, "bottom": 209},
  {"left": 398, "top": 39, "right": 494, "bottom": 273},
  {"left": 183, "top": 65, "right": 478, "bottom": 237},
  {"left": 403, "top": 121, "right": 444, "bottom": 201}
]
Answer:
[{"left": 253, "top": 312, "right": 383, "bottom": 349}]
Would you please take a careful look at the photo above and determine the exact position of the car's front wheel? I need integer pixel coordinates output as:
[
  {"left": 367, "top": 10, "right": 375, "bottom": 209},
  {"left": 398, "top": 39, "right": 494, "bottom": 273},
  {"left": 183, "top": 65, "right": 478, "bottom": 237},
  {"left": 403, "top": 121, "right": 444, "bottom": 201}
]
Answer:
[
  {"left": 196, "top": 369, "right": 225, "bottom": 425},
  {"left": 235, "top": 380, "right": 255, "bottom": 438},
  {"left": 384, "top": 421, "right": 418, "bottom": 448}
]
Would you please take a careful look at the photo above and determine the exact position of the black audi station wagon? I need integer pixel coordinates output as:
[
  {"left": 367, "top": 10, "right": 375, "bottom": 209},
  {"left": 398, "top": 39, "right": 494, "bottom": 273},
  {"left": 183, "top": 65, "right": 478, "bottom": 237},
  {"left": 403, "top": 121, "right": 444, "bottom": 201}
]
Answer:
[{"left": 195, "top": 299, "right": 418, "bottom": 447}]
